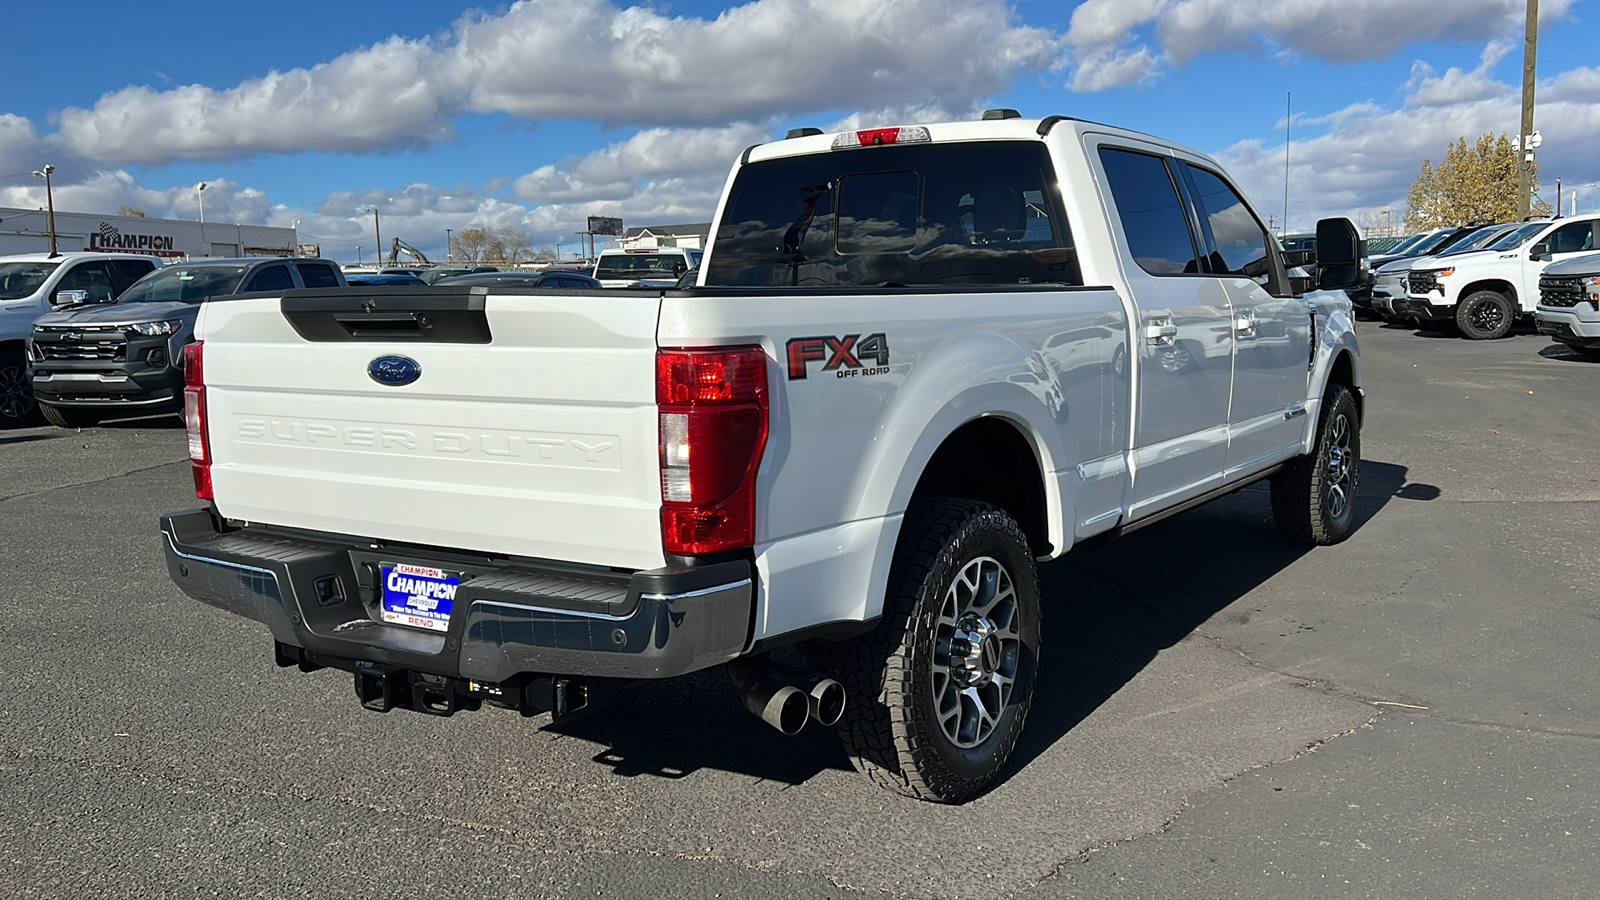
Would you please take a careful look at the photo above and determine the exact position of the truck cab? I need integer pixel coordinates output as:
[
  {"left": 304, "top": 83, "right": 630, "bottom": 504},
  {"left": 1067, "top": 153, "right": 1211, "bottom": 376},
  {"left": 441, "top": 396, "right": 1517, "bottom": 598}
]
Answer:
[
  {"left": 592, "top": 247, "right": 702, "bottom": 287},
  {"left": 29, "top": 257, "right": 345, "bottom": 427},
  {"left": 1404, "top": 215, "right": 1600, "bottom": 339},
  {"left": 0, "top": 252, "right": 164, "bottom": 426}
]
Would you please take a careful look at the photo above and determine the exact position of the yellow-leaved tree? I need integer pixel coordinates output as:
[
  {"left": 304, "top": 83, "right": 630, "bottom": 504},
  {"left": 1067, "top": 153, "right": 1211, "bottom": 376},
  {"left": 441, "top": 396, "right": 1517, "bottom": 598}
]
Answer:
[{"left": 1403, "top": 133, "right": 1551, "bottom": 230}]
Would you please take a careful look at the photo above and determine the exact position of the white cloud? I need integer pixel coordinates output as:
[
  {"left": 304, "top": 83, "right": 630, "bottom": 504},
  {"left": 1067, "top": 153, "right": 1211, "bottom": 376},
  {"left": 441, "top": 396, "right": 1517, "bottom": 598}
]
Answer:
[
  {"left": 1063, "top": 0, "right": 1578, "bottom": 92},
  {"left": 1215, "top": 55, "right": 1600, "bottom": 228},
  {"left": 513, "top": 123, "right": 769, "bottom": 204},
  {"left": 52, "top": 0, "right": 1062, "bottom": 166},
  {"left": 1069, "top": 46, "right": 1161, "bottom": 91}
]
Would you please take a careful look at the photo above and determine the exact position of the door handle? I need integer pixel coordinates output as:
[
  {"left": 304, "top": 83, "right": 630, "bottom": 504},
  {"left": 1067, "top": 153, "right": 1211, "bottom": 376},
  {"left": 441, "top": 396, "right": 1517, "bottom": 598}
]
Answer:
[
  {"left": 1234, "top": 314, "right": 1257, "bottom": 336},
  {"left": 1142, "top": 321, "right": 1178, "bottom": 344}
]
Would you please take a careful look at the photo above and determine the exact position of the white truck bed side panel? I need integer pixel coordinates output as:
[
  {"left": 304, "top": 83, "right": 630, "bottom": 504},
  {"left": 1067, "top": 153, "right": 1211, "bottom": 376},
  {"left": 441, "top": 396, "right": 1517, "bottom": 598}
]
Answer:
[{"left": 198, "top": 294, "right": 668, "bottom": 571}]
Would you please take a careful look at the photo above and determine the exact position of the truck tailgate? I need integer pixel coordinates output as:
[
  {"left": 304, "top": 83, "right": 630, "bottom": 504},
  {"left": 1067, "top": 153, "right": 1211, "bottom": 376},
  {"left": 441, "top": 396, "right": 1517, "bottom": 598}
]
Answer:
[{"left": 196, "top": 289, "right": 666, "bottom": 571}]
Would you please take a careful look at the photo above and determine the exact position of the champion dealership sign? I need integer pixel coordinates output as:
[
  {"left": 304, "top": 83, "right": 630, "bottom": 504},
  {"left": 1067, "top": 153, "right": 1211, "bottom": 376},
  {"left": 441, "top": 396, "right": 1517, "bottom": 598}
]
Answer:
[{"left": 87, "top": 221, "right": 185, "bottom": 257}]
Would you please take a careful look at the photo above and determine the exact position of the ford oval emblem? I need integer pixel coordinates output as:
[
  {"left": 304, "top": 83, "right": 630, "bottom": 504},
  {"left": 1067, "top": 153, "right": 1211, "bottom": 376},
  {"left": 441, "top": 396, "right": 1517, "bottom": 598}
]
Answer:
[{"left": 368, "top": 355, "right": 422, "bottom": 386}]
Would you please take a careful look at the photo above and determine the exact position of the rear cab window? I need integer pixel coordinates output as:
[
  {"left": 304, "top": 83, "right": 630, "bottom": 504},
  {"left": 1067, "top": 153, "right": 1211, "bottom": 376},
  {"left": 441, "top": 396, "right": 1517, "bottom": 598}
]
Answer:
[
  {"left": 706, "top": 140, "right": 1080, "bottom": 287},
  {"left": 295, "top": 263, "right": 341, "bottom": 288}
]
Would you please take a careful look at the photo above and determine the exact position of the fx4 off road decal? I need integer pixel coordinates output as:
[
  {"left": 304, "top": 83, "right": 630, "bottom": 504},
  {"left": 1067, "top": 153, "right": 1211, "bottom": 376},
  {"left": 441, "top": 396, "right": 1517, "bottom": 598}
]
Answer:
[{"left": 786, "top": 333, "right": 891, "bottom": 380}]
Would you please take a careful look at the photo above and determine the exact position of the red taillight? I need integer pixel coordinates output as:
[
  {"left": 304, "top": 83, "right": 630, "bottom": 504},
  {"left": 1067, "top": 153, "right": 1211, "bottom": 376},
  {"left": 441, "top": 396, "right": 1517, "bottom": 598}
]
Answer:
[
  {"left": 182, "top": 342, "right": 212, "bottom": 500},
  {"left": 657, "top": 346, "right": 768, "bottom": 555}
]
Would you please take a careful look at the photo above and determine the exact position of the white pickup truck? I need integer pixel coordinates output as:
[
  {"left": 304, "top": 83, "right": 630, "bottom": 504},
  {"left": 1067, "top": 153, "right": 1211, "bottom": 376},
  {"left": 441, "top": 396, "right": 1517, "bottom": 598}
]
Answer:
[
  {"left": 160, "top": 111, "right": 1365, "bottom": 803},
  {"left": 1401, "top": 214, "right": 1600, "bottom": 339}
]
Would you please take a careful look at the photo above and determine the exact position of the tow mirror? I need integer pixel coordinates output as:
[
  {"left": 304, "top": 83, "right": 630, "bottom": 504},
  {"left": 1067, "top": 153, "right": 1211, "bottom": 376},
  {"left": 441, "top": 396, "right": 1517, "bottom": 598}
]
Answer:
[
  {"left": 53, "top": 289, "right": 89, "bottom": 308},
  {"left": 1314, "top": 217, "right": 1363, "bottom": 291},
  {"left": 1530, "top": 241, "right": 1551, "bottom": 261}
]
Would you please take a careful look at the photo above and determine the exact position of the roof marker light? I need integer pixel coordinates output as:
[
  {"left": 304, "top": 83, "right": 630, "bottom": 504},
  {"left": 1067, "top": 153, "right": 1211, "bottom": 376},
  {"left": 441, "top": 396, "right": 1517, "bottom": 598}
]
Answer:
[{"left": 831, "top": 126, "right": 931, "bottom": 150}]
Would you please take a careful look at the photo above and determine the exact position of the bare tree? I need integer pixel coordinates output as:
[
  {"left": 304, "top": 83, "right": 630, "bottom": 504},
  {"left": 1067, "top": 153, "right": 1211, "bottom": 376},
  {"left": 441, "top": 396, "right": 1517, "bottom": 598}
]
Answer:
[
  {"left": 494, "top": 226, "right": 535, "bottom": 266},
  {"left": 454, "top": 227, "right": 491, "bottom": 262}
]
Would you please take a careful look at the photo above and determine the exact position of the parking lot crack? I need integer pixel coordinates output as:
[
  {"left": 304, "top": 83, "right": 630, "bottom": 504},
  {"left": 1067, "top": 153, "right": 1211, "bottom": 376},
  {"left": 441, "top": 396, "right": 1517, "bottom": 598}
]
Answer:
[{"left": 0, "top": 458, "right": 187, "bottom": 504}]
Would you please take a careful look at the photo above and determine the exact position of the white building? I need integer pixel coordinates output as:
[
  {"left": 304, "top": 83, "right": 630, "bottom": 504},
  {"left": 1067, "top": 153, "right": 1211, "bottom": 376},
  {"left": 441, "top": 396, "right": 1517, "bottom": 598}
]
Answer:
[
  {"left": 0, "top": 206, "right": 298, "bottom": 259},
  {"left": 619, "top": 223, "right": 712, "bottom": 251}
]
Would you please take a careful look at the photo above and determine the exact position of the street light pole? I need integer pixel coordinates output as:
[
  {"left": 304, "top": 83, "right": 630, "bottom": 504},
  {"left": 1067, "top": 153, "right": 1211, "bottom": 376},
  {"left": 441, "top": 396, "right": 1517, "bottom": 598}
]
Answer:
[
  {"left": 196, "top": 182, "right": 207, "bottom": 224},
  {"left": 31, "top": 164, "right": 56, "bottom": 256},
  {"left": 445, "top": 228, "right": 453, "bottom": 262}
]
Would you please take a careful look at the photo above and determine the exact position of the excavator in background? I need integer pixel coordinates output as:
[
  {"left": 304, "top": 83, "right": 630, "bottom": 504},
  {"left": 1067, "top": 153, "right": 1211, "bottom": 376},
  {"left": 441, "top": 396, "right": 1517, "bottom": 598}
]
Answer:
[{"left": 387, "top": 238, "right": 431, "bottom": 266}]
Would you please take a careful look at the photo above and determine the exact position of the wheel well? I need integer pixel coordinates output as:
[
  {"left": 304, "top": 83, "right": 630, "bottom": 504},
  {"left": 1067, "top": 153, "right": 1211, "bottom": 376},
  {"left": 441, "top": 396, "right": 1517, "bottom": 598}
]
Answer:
[
  {"left": 909, "top": 417, "right": 1050, "bottom": 555},
  {"left": 1458, "top": 279, "right": 1516, "bottom": 305},
  {"left": 0, "top": 339, "right": 24, "bottom": 356},
  {"left": 1328, "top": 349, "right": 1361, "bottom": 421}
]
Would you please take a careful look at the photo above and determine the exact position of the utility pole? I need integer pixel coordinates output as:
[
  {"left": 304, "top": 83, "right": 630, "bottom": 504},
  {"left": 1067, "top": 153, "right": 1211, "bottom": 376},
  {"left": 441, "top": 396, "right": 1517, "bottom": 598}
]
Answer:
[
  {"left": 369, "top": 208, "right": 382, "bottom": 265},
  {"left": 31, "top": 164, "right": 56, "bottom": 256},
  {"left": 1516, "top": 0, "right": 1538, "bottom": 220},
  {"left": 445, "top": 228, "right": 452, "bottom": 262},
  {"left": 1283, "top": 92, "right": 1291, "bottom": 237}
]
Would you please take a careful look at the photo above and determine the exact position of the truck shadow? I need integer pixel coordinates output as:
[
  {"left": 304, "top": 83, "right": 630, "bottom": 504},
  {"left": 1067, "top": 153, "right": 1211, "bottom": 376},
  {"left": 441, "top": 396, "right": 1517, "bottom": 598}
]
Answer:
[
  {"left": 1004, "top": 458, "right": 1424, "bottom": 782},
  {"left": 552, "top": 460, "right": 1431, "bottom": 794}
]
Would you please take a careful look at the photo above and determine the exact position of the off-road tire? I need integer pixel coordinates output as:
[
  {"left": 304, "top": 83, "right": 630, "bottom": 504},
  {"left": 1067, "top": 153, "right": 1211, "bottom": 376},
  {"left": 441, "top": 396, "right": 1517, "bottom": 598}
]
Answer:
[
  {"left": 40, "top": 404, "right": 100, "bottom": 429},
  {"left": 0, "top": 351, "right": 39, "bottom": 427},
  {"left": 832, "top": 498, "right": 1041, "bottom": 803},
  {"left": 1455, "top": 290, "right": 1515, "bottom": 340},
  {"left": 1272, "top": 383, "right": 1361, "bottom": 545}
]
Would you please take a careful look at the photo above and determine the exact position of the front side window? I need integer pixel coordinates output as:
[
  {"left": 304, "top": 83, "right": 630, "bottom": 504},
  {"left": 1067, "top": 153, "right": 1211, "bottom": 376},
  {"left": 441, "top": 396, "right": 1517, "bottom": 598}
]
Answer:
[
  {"left": 1546, "top": 221, "right": 1596, "bottom": 254},
  {"left": 1185, "top": 165, "right": 1271, "bottom": 279},
  {"left": 707, "top": 140, "right": 1079, "bottom": 287},
  {"left": 58, "top": 262, "right": 116, "bottom": 303},
  {"left": 118, "top": 266, "right": 248, "bottom": 303},
  {"left": 1098, "top": 148, "right": 1202, "bottom": 276}
]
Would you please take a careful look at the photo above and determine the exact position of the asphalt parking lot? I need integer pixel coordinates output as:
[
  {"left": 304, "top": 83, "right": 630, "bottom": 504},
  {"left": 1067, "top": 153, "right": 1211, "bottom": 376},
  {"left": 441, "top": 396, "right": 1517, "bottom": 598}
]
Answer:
[{"left": 2, "top": 319, "right": 1597, "bottom": 899}]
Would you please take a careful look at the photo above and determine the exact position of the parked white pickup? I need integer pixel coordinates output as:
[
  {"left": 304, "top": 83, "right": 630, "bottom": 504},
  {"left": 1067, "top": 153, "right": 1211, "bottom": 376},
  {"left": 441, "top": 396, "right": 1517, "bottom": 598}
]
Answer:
[{"left": 160, "top": 111, "right": 1365, "bottom": 803}]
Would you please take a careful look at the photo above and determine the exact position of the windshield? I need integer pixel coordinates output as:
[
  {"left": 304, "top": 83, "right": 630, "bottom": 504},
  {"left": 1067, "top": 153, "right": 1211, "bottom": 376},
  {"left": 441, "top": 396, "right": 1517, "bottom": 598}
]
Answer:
[
  {"left": 594, "top": 253, "right": 692, "bottom": 280},
  {"left": 118, "top": 266, "right": 247, "bottom": 303},
  {"left": 1407, "top": 230, "right": 1461, "bottom": 256},
  {"left": 0, "top": 261, "right": 60, "bottom": 300},
  {"left": 1441, "top": 225, "right": 1515, "bottom": 255},
  {"left": 1384, "top": 233, "right": 1430, "bottom": 255},
  {"left": 1487, "top": 222, "right": 1547, "bottom": 251}
]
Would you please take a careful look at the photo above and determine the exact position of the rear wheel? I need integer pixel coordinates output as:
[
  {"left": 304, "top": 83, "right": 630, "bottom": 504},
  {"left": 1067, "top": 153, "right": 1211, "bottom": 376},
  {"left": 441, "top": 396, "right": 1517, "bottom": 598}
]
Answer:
[
  {"left": 1455, "top": 290, "right": 1515, "bottom": 340},
  {"left": 40, "top": 404, "right": 101, "bottom": 429},
  {"left": 1271, "top": 384, "right": 1361, "bottom": 545},
  {"left": 0, "top": 352, "right": 39, "bottom": 427},
  {"left": 834, "top": 498, "right": 1041, "bottom": 803}
]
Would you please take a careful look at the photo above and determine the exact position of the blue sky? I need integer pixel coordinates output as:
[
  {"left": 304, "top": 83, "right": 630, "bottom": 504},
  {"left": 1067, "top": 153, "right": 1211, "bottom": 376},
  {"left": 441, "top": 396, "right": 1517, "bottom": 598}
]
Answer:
[{"left": 2, "top": 0, "right": 1596, "bottom": 262}]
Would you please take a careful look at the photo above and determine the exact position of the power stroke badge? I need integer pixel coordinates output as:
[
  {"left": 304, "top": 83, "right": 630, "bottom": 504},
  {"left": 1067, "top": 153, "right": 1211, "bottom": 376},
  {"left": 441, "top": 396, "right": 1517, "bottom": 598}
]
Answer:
[{"left": 786, "top": 333, "right": 891, "bottom": 380}]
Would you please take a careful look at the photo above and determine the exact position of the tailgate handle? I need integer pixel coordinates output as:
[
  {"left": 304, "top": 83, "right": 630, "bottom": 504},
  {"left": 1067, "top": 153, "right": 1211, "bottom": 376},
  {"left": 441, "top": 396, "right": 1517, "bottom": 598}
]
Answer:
[{"left": 331, "top": 312, "right": 430, "bottom": 338}]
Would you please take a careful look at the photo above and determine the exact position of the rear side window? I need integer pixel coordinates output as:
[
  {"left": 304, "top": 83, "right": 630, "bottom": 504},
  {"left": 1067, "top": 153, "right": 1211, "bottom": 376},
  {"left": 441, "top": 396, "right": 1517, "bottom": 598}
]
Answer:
[
  {"left": 108, "top": 259, "right": 157, "bottom": 295},
  {"left": 1098, "top": 148, "right": 1202, "bottom": 276},
  {"left": 707, "top": 140, "right": 1079, "bottom": 287},
  {"left": 295, "top": 263, "right": 341, "bottom": 288},
  {"left": 244, "top": 265, "right": 294, "bottom": 292}
]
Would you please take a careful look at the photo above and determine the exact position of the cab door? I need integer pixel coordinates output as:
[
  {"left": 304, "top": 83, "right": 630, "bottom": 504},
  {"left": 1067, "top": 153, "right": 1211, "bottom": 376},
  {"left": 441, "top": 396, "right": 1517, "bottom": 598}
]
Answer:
[
  {"left": 1092, "top": 141, "right": 1233, "bottom": 519},
  {"left": 1179, "top": 163, "right": 1311, "bottom": 477},
  {"left": 1526, "top": 219, "right": 1599, "bottom": 310}
]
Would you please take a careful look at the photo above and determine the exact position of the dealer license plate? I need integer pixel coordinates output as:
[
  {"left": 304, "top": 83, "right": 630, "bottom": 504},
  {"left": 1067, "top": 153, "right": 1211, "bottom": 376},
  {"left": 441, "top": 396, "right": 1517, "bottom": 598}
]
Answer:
[{"left": 379, "top": 563, "right": 460, "bottom": 632}]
